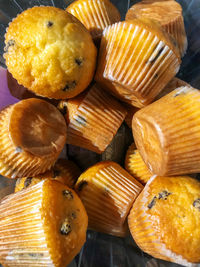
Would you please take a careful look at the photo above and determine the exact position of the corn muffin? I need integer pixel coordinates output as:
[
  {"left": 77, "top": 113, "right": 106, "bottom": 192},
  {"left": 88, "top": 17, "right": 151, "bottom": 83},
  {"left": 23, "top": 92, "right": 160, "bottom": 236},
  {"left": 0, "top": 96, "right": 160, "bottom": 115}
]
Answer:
[
  {"left": 66, "top": 0, "right": 121, "bottom": 41},
  {"left": 132, "top": 86, "right": 200, "bottom": 176},
  {"left": 75, "top": 161, "right": 143, "bottom": 237},
  {"left": 126, "top": 1, "right": 187, "bottom": 56},
  {"left": 95, "top": 19, "right": 181, "bottom": 108},
  {"left": 0, "top": 179, "right": 88, "bottom": 267},
  {"left": 58, "top": 83, "right": 127, "bottom": 154},
  {"left": 4, "top": 6, "right": 97, "bottom": 99},
  {"left": 0, "top": 98, "right": 67, "bottom": 179},
  {"left": 129, "top": 175, "right": 200, "bottom": 265}
]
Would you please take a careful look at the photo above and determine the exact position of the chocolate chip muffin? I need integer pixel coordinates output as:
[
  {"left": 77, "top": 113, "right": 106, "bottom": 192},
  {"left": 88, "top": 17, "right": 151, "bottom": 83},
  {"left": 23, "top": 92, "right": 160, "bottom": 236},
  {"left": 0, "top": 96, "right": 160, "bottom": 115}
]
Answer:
[
  {"left": 129, "top": 175, "right": 200, "bottom": 265},
  {"left": 75, "top": 161, "right": 143, "bottom": 237},
  {"left": 0, "top": 179, "right": 88, "bottom": 267},
  {"left": 4, "top": 6, "right": 97, "bottom": 99}
]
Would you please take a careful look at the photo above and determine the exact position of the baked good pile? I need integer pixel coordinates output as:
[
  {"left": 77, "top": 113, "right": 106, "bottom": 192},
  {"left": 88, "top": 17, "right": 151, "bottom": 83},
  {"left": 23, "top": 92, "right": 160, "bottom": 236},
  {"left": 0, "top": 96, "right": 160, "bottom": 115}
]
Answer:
[{"left": 0, "top": 0, "right": 199, "bottom": 266}]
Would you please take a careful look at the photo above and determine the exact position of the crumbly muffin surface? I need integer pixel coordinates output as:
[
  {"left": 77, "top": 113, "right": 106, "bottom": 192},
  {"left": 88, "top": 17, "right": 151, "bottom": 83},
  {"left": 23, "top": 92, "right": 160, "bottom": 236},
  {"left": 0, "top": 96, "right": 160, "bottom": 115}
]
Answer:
[{"left": 4, "top": 6, "right": 97, "bottom": 99}]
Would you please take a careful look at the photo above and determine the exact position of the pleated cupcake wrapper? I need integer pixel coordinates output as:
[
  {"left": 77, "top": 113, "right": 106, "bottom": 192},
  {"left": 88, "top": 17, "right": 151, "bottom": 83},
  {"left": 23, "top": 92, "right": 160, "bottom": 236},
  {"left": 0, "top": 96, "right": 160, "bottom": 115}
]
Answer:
[
  {"left": 76, "top": 163, "right": 143, "bottom": 237},
  {"left": 135, "top": 86, "right": 200, "bottom": 176},
  {"left": 0, "top": 181, "right": 53, "bottom": 266},
  {"left": 67, "top": 85, "right": 127, "bottom": 153},
  {"left": 0, "top": 106, "right": 59, "bottom": 179},
  {"left": 67, "top": 0, "right": 119, "bottom": 40},
  {"left": 96, "top": 22, "right": 180, "bottom": 107},
  {"left": 162, "top": 14, "right": 187, "bottom": 57},
  {"left": 156, "top": 86, "right": 200, "bottom": 175},
  {"left": 125, "top": 145, "right": 152, "bottom": 184},
  {"left": 128, "top": 175, "right": 197, "bottom": 267}
]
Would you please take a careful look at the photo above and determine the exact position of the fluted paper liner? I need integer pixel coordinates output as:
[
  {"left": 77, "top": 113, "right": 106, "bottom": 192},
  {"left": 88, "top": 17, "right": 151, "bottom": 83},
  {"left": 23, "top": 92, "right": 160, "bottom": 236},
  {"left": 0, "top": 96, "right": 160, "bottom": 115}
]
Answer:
[
  {"left": 125, "top": 144, "right": 152, "bottom": 184},
  {"left": 66, "top": 84, "right": 127, "bottom": 154},
  {"left": 75, "top": 161, "right": 143, "bottom": 237},
  {"left": 128, "top": 175, "right": 200, "bottom": 266},
  {"left": 0, "top": 99, "right": 67, "bottom": 179},
  {"left": 0, "top": 179, "right": 88, "bottom": 266},
  {"left": 95, "top": 20, "right": 181, "bottom": 108},
  {"left": 126, "top": 1, "right": 187, "bottom": 56},
  {"left": 67, "top": 0, "right": 121, "bottom": 41},
  {"left": 133, "top": 86, "right": 200, "bottom": 176}
]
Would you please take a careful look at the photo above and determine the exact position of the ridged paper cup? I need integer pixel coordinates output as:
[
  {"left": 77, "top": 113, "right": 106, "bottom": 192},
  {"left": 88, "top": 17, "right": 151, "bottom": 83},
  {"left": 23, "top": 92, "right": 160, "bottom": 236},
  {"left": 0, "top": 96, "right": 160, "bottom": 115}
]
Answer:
[
  {"left": 15, "top": 159, "right": 81, "bottom": 192},
  {"left": 59, "top": 83, "right": 127, "bottom": 154},
  {"left": 0, "top": 98, "right": 67, "bottom": 179},
  {"left": 125, "top": 143, "right": 152, "bottom": 184},
  {"left": 66, "top": 0, "right": 121, "bottom": 41},
  {"left": 126, "top": 1, "right": 187, "bottom": 57},
  {"left": 128, "top": 175, "right": 200, "bottom": 265},
  {"left": 0, "top": 179, "right": 88, "bottom": 267},
  {"left": 95, "top": 19, "right": 181, "bottom": 108},
  {"left": 75, "top": 161, "right": 143, "bottom": 237},
  {"left": 133, "top": 86, "right": 200, "bottom": 176}
]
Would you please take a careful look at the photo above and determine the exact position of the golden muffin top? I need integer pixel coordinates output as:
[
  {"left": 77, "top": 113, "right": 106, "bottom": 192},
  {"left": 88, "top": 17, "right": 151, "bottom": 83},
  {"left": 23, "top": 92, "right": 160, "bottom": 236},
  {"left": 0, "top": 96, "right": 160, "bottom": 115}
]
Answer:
[{"left": 4, "top": 6, "right": 97, "bottom": 99}]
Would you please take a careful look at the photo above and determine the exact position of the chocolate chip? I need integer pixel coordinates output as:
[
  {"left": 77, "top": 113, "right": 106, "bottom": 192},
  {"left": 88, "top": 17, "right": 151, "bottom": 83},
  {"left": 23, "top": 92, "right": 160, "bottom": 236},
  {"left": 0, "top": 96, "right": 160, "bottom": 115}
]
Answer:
[
  {"left": 28, "top": 253, "right": 43, "bottom": 258},
  {"left": 75, "top": 115, "right": 87, "bottom": 126},
  {"left": 63, "top": 190, "right": 73, "bottom": 200},
  {"left": 158, "top": 191, "right": 171, "bottom": 200},
  {"left": 47, "top": 21, "right": 53, "bottom": 27},
  {"left": 5, "top": 39, "right": 15, "bottom": 53},
  {"left": 71, "top": 212, "right": 76, "bottom": 219},
  {"left": 75, "top": 58, "right": 83, "bottom": 66},
  {"left": 148, "top": 196, "right": 157, "bottom": 209},
  {"left": 77, "top": 181, "right": 88, "bottom": 191},
  {"left": 15, "top": 147, "right": 22, "bottom": 153},
  {"left": 174, "top": 89, "right": 186, "bottom": 97},
  {"left": 149, "top": 46, "right": 164, "bottom": 63},
  {"left": 62, "top": 81, "right": 77, "bottom": 92},
  {"left": 154, "top": 73, "right": 158, "bottom": 79},
  {"left": 60, "top": 219, "right": 71, "bottom": 235},
  {"left": 193, "top": 199, "right": 200, "bottom": 210},
  {"left": 23, "top": 177, "right": 32, "bottom": 189},
  {"left": 53, "top": 169, "right": 60, "bottom": 178}
]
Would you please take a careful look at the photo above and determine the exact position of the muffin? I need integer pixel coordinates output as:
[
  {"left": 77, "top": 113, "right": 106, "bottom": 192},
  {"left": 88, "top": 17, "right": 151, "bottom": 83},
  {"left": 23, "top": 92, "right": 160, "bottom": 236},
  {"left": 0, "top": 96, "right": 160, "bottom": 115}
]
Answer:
[
  {"left": 58, "top": 83, "right": 127, "bottom": 154},
  {"left": 0, "top": 98, "right": 67, "bottom": 179},
  {"left": 66, "top": 0, "right": 121, "bottom": 42},
  {"left": 95, "top": 19, "right": 181, "bottom": 108},
  {"left": 75, "top": 161, "right": 143, "bottom": 237},
  {"left": 125, "top": 143, "right": 152, "bottom": 184},
  {"left": 4, "top": 6, "right": 97, "bottom": 99},
  {"left": 126, "top": 1, "right": 187, "bottom": 56},
  {"left": 0, "top": 179, "right": 88, "bottom": 267},
  {"left": 132, "top": 86, "right": 200, "bottom": 176},
  {"left": 128, "top": 175, "right": 200, "bottom": 265},
  {"left": 15, "top": 159, "right": 81, "bottom": 192}
]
